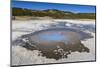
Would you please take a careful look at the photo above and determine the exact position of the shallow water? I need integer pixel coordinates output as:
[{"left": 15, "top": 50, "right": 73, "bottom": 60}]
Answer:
[
  {"left": 23, "top": 27, "right": 93, "bottom": 43},
  {"left": 39, "top": 33, "right": 65, "bottom": 41},
  {"left": 27, "top": 29, "right": 80, "bottom": 45}
]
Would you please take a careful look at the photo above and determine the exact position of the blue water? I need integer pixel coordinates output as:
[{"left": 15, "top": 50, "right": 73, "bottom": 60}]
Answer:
[{"left": 39, "top": 33, "right": 65, "bottom": 41}]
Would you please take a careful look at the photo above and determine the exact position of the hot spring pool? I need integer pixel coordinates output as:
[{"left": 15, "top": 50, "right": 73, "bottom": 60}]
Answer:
[{"left": 13, "top": 28, "right": 91, "bottom": 59}]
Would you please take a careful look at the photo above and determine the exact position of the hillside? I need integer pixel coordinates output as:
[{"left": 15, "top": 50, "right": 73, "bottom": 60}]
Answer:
[{"left": 12, "top": 7, "right": 96, "bottom": 19}]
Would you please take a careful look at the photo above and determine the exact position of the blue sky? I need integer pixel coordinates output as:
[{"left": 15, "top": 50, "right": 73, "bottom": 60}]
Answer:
[{"left": 12, "top": 1, "right": 96, "bottom": 13}]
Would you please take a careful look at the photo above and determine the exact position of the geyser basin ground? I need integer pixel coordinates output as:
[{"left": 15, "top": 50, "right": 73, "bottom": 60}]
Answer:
[
  {"left": 13, "top": 28, "right": 90, "bottom": 60},
  {"left": 12, "top": 20, "right": 95, "bottom": 65}
]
